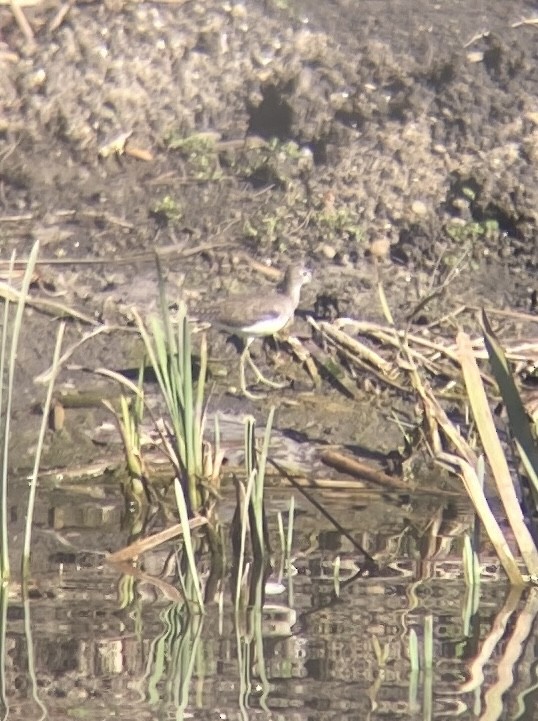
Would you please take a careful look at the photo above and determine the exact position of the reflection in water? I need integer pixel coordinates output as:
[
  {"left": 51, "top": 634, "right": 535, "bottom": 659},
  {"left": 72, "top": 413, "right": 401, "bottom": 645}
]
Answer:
[{"left": 3, "top": 480, "right": 538, "bottom": 720}]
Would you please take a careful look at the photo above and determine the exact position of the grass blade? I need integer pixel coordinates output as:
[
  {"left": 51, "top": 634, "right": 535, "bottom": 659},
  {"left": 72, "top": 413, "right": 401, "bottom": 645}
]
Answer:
[
  {"left": 457, "top": 330, "right": 538, "bottom": 577},
  {"left": 22, "top": 321, "right": 65, "bottom": 578},
  {"left": 174, "top": 479, "right": 204, "bottom": 611},
  {"left": 481, "top": 311, "right": 538, "bottom": 500},
  {"left": 1, "top": 242, "right": 39, "bottom": 580},
  {"left": 0, "top": 253, "right": 15, "bottom": 581}
]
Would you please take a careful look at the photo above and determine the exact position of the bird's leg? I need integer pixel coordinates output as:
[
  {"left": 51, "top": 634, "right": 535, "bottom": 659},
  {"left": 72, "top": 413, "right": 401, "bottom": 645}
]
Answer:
[
  {"left": 245, "top": 338, "right": 287, "bottom": 389},
  {"left": 245, "top": 352, "right": 287, "bottom": 389},
  {"left": 239, "top": 344, "right": 267, "bottom": 400}
]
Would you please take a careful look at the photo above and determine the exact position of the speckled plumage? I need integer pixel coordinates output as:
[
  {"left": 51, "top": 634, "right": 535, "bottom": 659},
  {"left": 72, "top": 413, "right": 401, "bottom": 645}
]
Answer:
[
  {"left": 205, "top": 264, "right": 312, "bottom": 337},
  {"left": 203, "top": 263, "right": 312, "bottom": 399}
]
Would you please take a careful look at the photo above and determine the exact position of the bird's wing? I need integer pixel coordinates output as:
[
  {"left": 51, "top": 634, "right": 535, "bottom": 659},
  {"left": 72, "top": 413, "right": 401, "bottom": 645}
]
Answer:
[
  {"left": 214, "top": 296, "right": 290, "bottom": 331},
  {"left": 219, "top": 296, "right": 283, "bottom": 328}
]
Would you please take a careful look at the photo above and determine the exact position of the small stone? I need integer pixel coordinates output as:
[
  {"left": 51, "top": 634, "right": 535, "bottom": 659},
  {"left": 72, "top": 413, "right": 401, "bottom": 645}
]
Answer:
[
  {"left": 452, "top": 198, "right": 469, "bottom": 211},
  {"left": 467, "top": 51, "right": 484, "bottom": 63},
  {"left": 369, "top": 238, "right": 391, "bottom": 259},
  {"left": 319, "top": 243, "right": 337, "bottom": 260},
  {"left": 411, "top": 200, "right": 428, "bottom": 217}
]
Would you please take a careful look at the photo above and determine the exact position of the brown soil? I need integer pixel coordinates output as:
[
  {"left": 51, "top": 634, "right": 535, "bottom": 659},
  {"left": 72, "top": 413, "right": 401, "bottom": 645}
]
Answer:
[{"left": 1, "top": 0, "right": 537, "bottom": 473}]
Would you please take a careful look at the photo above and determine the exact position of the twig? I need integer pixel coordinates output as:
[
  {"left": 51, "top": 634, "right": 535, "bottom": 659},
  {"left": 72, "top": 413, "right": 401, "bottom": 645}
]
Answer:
[
  {"left": 105, "top": 560, "right": 183, "bottom": 602},
  {"left": 463, "top": 30, "right": 490, "bottom": 47},
  {"left": 0, "top": 214, "right": 33, "bottom": 223},
  {"left": 105, "top": 518, "right": 207, "bottom": 563},
  {"left": 320, "top": 450, "right": 410, "bottom": 492},
  {"left": 425, "top": 304, "right": 467, "bottom": 329},
  {"left": 9, "top": 0, "right": 35, "bottom": 45},
  {"left": 311, "top": 318, "right": 396, "bottom": 377},
  {"left": 0, "top": 240, "right": 232, "bottom": 270},
  {"left": 465, "top": 304, "right": 538, "bottom": 324},
  {"left": 0, "top": 283, "right": 99, "bottom": 324},
  {"left": 511, "top": 18, "right": 538, "bottom": 28},
  {"left": 48, "top": 0, "right": 74, "bottom": 32}
]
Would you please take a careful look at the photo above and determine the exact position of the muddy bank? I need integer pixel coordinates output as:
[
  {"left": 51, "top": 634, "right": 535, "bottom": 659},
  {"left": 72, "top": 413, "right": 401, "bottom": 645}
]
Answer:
[{"left": 0, "top": 0, "right": 536, "bottom": 470}]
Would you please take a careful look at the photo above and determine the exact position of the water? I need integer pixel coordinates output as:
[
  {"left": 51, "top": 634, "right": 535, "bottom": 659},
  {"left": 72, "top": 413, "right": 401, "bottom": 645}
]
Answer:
[{"left": 3, "top": 477, "right": 536, "bottom": 721}]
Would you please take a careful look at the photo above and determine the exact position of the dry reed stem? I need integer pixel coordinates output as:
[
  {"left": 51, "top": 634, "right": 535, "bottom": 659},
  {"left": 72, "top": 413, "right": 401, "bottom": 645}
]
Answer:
[
  {"left": 411, "top": 373, "right": 525, "bottom": 584},
  {"left": 322, "top": 315, "right": 535, "bottom": 391},
  {"left": 0, "top": 240, "right": 231, "bottom": 270},
  {"left": 105, "top": 560, "right": 183, "bottom": 602},
  {"left": 320, "top": 449, "right": 445, "bottom": 493},
  {"left": 0, "top": 282, "right": 98, "bottom": 324},
  {"left": 511, "top": 17, "right": 538, "bottom": 28},
  {"left": 457, "top": 331, "right": 538, "bottom": 576},
  {"left": 285, "top": 335, "right": 320, "bottom": 387},
  {"left": 310, "top": 318, "right": 396, "bottom": 377},
  {"left": 402, "top": 339, "right": 527, "bottom": 581},
  {"left": 9, "top": 0, "right": 35, "bottom": 44},
  {"left": 459, "top": 587, "right": 525, "bottom": 692},
  {"left": 106, "top": 517, "right": 207, "bottom": 563}
]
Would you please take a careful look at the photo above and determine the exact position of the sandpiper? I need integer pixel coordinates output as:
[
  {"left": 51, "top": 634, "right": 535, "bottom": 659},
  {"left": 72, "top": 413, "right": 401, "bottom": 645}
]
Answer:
[{"left": 203, "top": 263, "right": 312, "bottom": 399}]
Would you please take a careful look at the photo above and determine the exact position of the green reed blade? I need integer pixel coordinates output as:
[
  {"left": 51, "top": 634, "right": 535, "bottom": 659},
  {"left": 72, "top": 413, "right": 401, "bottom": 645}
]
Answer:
[
  {"left": 1, "top": 242, "right": 39, "bottom": 580},
  {"left": 174, "top": 479, "right": 204, "bottom": 611},
  {"left": 22, "top": 321, "right": 65, "bottom": 578}
]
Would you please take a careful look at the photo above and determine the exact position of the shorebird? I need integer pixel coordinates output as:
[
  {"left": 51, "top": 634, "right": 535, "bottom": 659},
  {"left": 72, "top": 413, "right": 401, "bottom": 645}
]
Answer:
[{"left": 203, "top": 263, "right": 312, "bottom": 399}]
